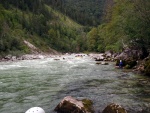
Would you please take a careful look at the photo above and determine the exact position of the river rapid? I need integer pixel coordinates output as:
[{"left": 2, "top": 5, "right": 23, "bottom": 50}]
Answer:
[{"left": 0, "top": 54, "right": 150, "bottom": 113}]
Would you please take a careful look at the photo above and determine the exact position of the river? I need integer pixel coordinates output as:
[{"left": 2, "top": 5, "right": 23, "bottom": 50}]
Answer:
[{"left": 0, "top": 54, "right": 150, "bottom": 113}]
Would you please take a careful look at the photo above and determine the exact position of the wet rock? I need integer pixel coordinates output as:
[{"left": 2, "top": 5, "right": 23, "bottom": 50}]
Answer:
[
  {"left": 96, "top": 62, "right": 101, "bottom": 65},
  {"left": 54, "top": 96, "right": 94, "bottom": 113},
  {"left": 75, "top": 54, "right": 84, "bottom": 57},
  {"left": 82, "top": 99, "right": 94, "bottom": 113},
  {"left": 116, "top": 59, "right": 137, "bottom": 69},
  {"left": 104, "top": 51, "right": 113, "bottom": 58},
  {"left": 124, "top": 60, "right": 137, "bottom": 69},
  {"left": 4, "top": 55, "right": 12, "bottom": 60},
  {"left": 90, "top": 53, "right": 104, "bottom": 61},
  {"left": 102, "top": 103, "right": 127, "bottom": 113},
  {"left": 115, "top": 52, "right": 128, "bottom": 60},
  {"left": 115, "top": 47, "right": 145, "bottom": 61},
  {"left": 11, "top": 56, "right": 17, "bottom": 61},
  {"left": 138, "top": 79, "right": 149, "bottom": 85},
  {"left": 54, "top": 59, "right": 60, "bottom": 60},
  {"left": 95, "top": 58, "right": 104, "bottom": 61},
  {"left": 101, "top": 62, "right": 109, "bottom": 65}
]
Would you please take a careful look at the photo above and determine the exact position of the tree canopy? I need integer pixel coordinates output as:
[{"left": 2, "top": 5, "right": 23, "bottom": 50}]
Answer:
[{"left": 87, "top": 0, "right": 150, "bottom": 55}]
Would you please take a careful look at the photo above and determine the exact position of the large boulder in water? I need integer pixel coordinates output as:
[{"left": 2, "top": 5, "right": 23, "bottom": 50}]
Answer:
[
  {"left": 102, "top": 103, "right": 127, "bottom": 113},
  {"left": 54, "top": 96, "right": 94, "bottom": 113}
]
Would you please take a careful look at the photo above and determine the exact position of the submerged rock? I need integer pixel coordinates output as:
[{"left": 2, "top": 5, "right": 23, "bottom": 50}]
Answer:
[
  {"left": 102, "top": 103, "right": 127, "bottom": 113},
  {"left": 54, "top": 96, "right": 94, "bottom": 113},
  {"left": 101, "top": 62, "right": 109, "bottom": 65},
  {"left": 96, "top": 62, "right": 101, "bottom": 65}
]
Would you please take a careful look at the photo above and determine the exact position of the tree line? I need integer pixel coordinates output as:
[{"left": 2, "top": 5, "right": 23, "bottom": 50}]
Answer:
[
  {"left": 0, "top": 0, "right": 149, "bottom": 57},
  {"left": 46, "top": 0, "right": 106, "bottom": 26},
  {"left": 86, "top": 0, "right": 150, "bottom": 56}
]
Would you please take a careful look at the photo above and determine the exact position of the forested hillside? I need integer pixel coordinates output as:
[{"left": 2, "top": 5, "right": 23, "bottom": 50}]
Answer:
[
  {"left": 0, "top": 0, "right": 88, "bottom": 57},
  {"left": 0, "top": 0, "right": 150, "bottom": 59},
  {"left": 46, "top": 0, "right": 107, "bottom": 26},
  {"left": 86, "top": 0, "right": 150, "bottom": 55}
]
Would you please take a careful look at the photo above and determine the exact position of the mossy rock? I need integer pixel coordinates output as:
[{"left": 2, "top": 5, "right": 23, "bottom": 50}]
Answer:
[
  {"left": 102, "top": 103, "right": 127, "bottom": 113},
  {"left": 82, "top": 99, "right": 94, "bottom": 113},
  {"left": 124, "top": 64, "right": 131, "bottom": 69},
  {"left": 116, "top": 59, "right": 137, "bottom": 69},
  {"left": 54, "top": 96, "right": 94, "bottom": 113},
  {"left": 144, "top": 59, "right": 150, "bottom": 76},
  {"left": 125, "top": 60, "right": 137, "bottom": 69},
  {"left": 55, "top": 100, "right": 85, "bottom": 113}
]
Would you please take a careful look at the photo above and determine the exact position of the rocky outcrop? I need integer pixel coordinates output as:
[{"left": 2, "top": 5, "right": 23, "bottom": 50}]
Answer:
[
  {"left": 115, "top": 47, "right": 144, "bottom": 60},
  {"left": 54, "top": 96, "right": 94, "bottom": 113},
  {"left": 101, "top": 62, "right": 109, "bottom": 65},
  {"left": 114, "top": 47, "right": 150, "bottom": 70},
  {"left": 24, "top": 40, "right": 61, "bottom": 55},
  {"left": 90, "top": 54, "right": 104, "bottom": 61},
  {"left": 24, "top": 40, "right": 42, "bottom": 54},
  {"left": 89, "top": 52, "right": 114, "bottom": 62},
  {"left": 102, "top": 103, "right": 127, "bottom": 113}
]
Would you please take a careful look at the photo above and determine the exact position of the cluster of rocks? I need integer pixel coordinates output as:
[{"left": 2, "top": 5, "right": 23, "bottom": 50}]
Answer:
[
  {"left": 90, "top": 52, "right": 114, "bottom": 62},
  {"left": 114, "top": 47, "right": 150, "bottom": 76},
  {"left": 54, "top": 96, "right": 127, "bottom": 113},
  {"left": 90, "top": 47, "right": 150, "bottom": 76},
  {"left": 89, "top": 53, "right": 111, "bottom": 65},
  {"left": 0, "top": 54, "right": 52, "bottom": 62}
]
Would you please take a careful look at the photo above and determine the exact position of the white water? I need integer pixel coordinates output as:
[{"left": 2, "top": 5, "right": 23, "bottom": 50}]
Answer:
[{"left": 0, "top": 54, "right": 150, "bottom": 113}]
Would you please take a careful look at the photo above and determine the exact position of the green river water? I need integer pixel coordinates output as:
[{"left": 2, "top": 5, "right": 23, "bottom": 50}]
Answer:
[{"left": 0, "top": 54, "right": 150, "bottom": 113}]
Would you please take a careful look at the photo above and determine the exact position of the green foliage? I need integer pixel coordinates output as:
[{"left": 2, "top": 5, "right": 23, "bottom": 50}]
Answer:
[
  {"left": 87, "top": 28, "right": 98, "bottom": 51},
  {"left": 82, "top": 99, "right": 94, "bottom": 113},
  {"left": 46, "top": 0, "right": 106, "bottom": 26},
  {"left": 0, "top": 0, "right": 88, "bottom": 55},
  {"left": 90, "top": 0, "right": 150, "bottom": 53}
]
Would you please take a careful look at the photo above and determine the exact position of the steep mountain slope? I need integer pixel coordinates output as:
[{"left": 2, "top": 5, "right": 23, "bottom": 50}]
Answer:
[
  {"left": 0, "top": 1, "right": 86, "bottom": 57},
  {"left": 46, "top": 0, "right": 106, "bottom": 26}
]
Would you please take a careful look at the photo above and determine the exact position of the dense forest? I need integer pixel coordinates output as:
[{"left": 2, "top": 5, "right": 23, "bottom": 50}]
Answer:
[
  {"left": 46, "top": 0, "right": 106, "bottom": 26},
  {"left": 0, "top": 0, "right": 87, "bottom": 57},
  {"left": 94, "top": 0, "right": 150, "bottom": 54},
  {"left": 0, "top": 0, "right": 150, "bottom": 58}
]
